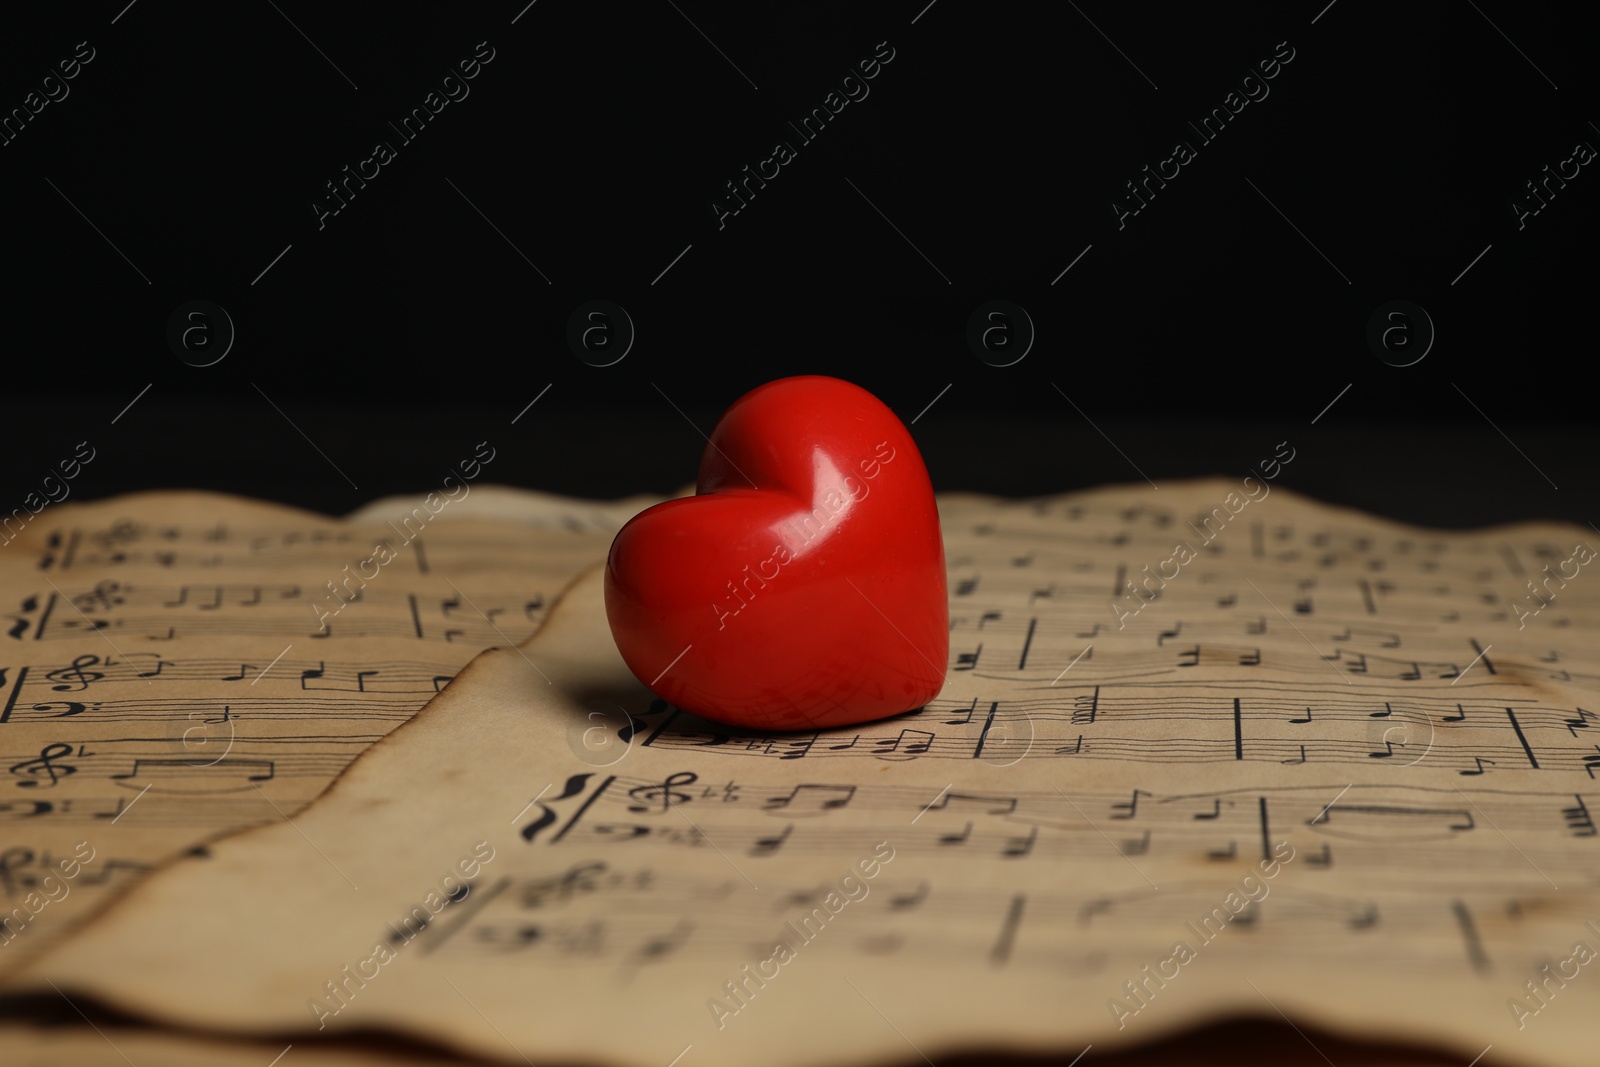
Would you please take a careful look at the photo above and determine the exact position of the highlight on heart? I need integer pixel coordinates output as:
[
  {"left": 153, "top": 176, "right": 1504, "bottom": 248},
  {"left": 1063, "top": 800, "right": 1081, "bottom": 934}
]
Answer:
[{"left": 712, "top": 439, "right": 898, "bottom": 631}]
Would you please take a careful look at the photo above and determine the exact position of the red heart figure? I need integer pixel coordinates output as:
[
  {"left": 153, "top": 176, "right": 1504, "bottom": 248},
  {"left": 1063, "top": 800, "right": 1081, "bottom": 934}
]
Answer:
[{"left": 604, "top": 376, "right": 948, "bottom": 731}]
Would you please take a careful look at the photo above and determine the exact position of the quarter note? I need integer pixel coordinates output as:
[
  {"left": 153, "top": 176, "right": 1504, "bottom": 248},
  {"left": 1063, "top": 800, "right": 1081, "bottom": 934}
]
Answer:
[
  {"left": 944, "top": 698, "right": 979, "bottom": 726},
  {"left": 749, "top": 824, "right": 792, "bottom": 856},
  {"left": 1118, "top": 831, "right": 1151, "bottom": 856},
  {"left": 888, "top": 881, "right": 930, "bottom": 910},
  {"left": 1001, "top": 825, "right": 1037, "bottom": 858},
  {"left": 1110, "top": 789, "right": 1147, "bottom": 820}
]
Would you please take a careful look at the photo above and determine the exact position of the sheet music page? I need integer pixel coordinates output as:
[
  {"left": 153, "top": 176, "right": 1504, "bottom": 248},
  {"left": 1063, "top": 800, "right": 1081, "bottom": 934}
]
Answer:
[
  {"left": 9, "top": 480, "right": 1598, "bottom": 1067},
  {"left": 0, "top": 487, "right": 648, "bottom": 974}
]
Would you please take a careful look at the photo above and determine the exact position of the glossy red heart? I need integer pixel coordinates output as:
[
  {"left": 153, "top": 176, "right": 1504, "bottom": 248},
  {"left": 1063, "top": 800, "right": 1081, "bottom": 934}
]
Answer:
[{"left": 604, "top": 376, "right": 948, "bottom": 731}]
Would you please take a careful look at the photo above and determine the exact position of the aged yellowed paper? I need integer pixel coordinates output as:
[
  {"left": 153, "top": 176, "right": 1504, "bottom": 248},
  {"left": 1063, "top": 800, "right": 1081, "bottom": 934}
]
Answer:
[
  {"left": 0, "top": 485, "right": 650, "bottom": 973},
  {"left": 10, "top": 480, "right": 1596, "bottom": 1067}
]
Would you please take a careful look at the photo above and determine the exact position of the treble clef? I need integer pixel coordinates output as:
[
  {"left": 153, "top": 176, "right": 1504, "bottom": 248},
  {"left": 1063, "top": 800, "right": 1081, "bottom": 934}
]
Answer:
[
  {"left": 10, "top": 743, "right": 77, "bottom": 788},
  {"left": 626, "top": 771, "right": 698, "bottom": 814},
  {"left": 46, "top": 654, "right": 106, "bottom": 692}
]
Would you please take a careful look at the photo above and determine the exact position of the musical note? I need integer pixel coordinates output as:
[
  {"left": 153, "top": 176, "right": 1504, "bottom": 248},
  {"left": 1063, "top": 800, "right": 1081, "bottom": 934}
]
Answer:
[
  {"left": 775, "top": 736, "right": 816, "bottom": 761},
  {"left": 1444, "top": 704, "right": 1467, "bottom": 723},
  {"left": 750, "top": 824, "right": 792, "bottom": 856},
  {"left": 613, "top": 920, "right": 685, "bottom": 965},
  {"left": 1289, "top": 707, "right": 1313, "bottom": 724},
  {"left": 1001, "top": 826, "right": 1037, "bottom": 858},
  {"left": 762, "top": 784, "right": 854, "bottom": 815},
  {"left": 1078, "top": 899, "right": 1114, "bottom": 925},
  {"left": 110, "top": 758, "right": 274, "bottom": 792},
  {"left": 626, "top": 772, "right": 697, "bottom": 814},
  {"left": 874, "top": 729, "right": 934, "bottom": 759},
  {"left": 944, "top": 699, "right": 979, "bottom": 726},
  {"left": 131, "top": 655, "right": 172, "bottom": 678},
  {"left": 1110, "top": 789, "right": 1147, "bottom": 820},
  {"left": 9, "top": 743, "right": 77, "bottom": 788},
  {"left": 888, "top": 881, "right": 930, "bottom": 910},
  {"left": 1460, "top": 757, "right": 1494, "bottom": 777},
  {"left": 935, "top": 792, "right": 1018, "bottom": 816}
]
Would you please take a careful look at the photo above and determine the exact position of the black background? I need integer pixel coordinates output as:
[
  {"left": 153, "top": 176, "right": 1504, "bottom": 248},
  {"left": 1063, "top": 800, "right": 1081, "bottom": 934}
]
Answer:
[{"left": 2, "top": 1, "right": 1594, "bottom": 529}]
